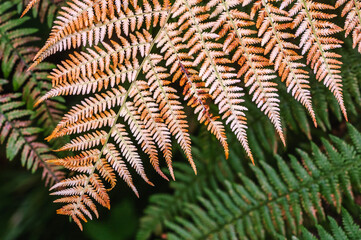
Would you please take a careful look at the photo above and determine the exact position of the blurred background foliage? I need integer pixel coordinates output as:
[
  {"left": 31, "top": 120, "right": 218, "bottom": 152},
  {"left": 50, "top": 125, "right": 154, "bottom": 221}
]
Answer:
[{"left": 0, "top": 0, "right": 361, "bottom": 239}]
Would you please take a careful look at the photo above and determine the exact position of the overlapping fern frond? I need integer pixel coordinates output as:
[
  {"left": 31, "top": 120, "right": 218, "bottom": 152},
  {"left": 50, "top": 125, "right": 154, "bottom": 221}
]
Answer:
[
  {"left": 0, "top": 0, "right": 65, "bottom": 134},
  {"left": 0, "top": 79, "right": 64, "bottom": 186},
  {"left": 164, "top": 123, "right": 361, "bottom": 239},
  {"left": 21, "top": 0, "right": 62, "bottom": 25},
  {"left": 21, "top": 0, "right": 361, "bottom": 228},
  {"left": 294, "top": 208, "right": 361, "bottom": 240},
  {"left": 137, "top": 134, "right": 246, "bottom": 240},
  {"left": 283, "top": 0, "right": 347, "bottom": 120},
  {"left": 247, "top": 0, "right": 316, "bottom": 125},
  {"left": 336, "top": 0, "right": 361, "bottom": 53}
]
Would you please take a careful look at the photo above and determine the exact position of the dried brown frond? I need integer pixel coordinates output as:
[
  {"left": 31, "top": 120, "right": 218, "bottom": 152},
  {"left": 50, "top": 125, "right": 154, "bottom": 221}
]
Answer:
[
  {"left": 249, "top": 0, "right": 316, "bottom": 126},
  {"left": 285, "top": 0, "right": 347, "bottom": 120},
  {"left": 156, "top": 23, "right": 229, "bottom": 158},
  {"left": 209, "top": 0, "right": 285, "bottom": 146},
  {"left": 143, "top": 54, "right": 195, "bottom": 173},
  {"left": 43, "top": 30, "right": 152, "bottom": 86},
  {"left": 30, "top": 0, "right": 170, "bottom": 68},
  {"left": 130, "top": 81, "right": 174, "bottom": 179},
  {"left": 176, "top": 0, "right": 253, "bottom": 161},
  {"left": 122, "top": 101, "right": 168, "bottom": 180},
  {"left": 336, "top": 0, "right": 361, "bottom": 53},
  {"left": 29, "top": 0, "right": 356, "bottom": 229},
  {"left": 22, "top": 0, "right": 41, "bottom": 17}
]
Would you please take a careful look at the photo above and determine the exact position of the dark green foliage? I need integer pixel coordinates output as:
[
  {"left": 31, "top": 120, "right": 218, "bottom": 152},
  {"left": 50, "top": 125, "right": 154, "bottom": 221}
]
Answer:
[
  {"left": 0, "top": 0, "right": 65, "bottom": 135},
  {"left": 294, "top": 209, "right": 361, "bottom": 240},
  {"left": 0, "top": 79, "right": 63, "bottom": 185},
  {"left": 144, "top": 124, "right": 361, "bottom": 240}
]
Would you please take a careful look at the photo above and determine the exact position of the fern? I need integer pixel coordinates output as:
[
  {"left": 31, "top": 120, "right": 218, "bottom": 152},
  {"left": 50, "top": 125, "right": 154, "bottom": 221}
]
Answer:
[
  {"left": 21, "top": 0, "right": 62, "bottom": 26},
  {"left": 137, "top": 135, "right": 246, "bottom": 240},
  {"left": 293, "top": 208, "right": 361, "bottom": 240},
  {"left": 283, "top": 0, "right": 347, "bottom": 120},
  {"left": 248, "top": 0, "right": 316, "bottom": 125},
  {"left": 20, "top": 0, "right": 361, "bottom": 228},
  {"left": 0, "top": 0, "right": 65, "bottom": 135},
  {"left": 0, "top": 79, "right": 64, "bottom": 185},
  {"left": 336, "top": 0, "right": 361, "bottom": 53},
  {"left": 164, "top": 123, "right": 361, "bottom": 239}
]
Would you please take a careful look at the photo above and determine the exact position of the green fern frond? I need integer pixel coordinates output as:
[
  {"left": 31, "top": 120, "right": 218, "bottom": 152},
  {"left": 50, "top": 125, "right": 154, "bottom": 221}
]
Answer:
[
  {"left": 164, "top": 123, "right": 361, "bottom": 240},
  {"left": 293, "top": 208, "right": 361, "bottom": 240},
  {"left": 0, "top": 79, "right": 64, "bottom": 185},
  {"left": 137, "top": 135, "right": 246, "bottom": 240},
  {"left": 0, "top": 0, "right": 65, "bottom": 134}
]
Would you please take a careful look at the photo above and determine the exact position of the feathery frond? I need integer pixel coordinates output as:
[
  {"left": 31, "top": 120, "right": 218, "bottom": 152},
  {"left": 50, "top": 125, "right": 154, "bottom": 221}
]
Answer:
[
  {"left": 19, "top": 0, "right": 361, "bottom": 229},
  {"left": 294, "top": 208, "right": 361, "bottom": 240},
  {"left": 30, "top": 0, "right": 170, "bottom": 68},
  {"left": 249, "top": 0, "right": 316, "bottom": 126},
  {"left": 165, "top": 123, "right": 361, "bottom": 239},
  {"left": 284, "top": 0, "right": 347, "bottom": 120},
  {"left": 178, "top": 0, "right": 253, "bottom": 159},
  {"left": 0, "top": 79, "right": 63, "bottom": 186},
  {"left": 336, "top": 0, "right": 361, "bottom": 53},
  {"left": 0, "top": 0, "right": 65, "bottom": 134},
  {"left": 209, "top": 0, "right": 285, "bottom": 146}
]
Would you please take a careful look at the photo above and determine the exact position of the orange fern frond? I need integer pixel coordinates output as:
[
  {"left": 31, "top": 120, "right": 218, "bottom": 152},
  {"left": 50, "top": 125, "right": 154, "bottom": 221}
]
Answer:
[
  {"left": 144, "top": 54, "right": 195, "bottom": 173},
  {"left": 285, "top": 0, "right": 347, "bottom": 120},
  {"left": 103, "top": 143, "right": 138, "bottom": 194},
  {"left": 336, "top": 0, "right": 361, "bottom": 53},
  {"left": 51, "top": 172, "right": 110, "bottom": 230},
  {"left": 30, "top": 0, "right": 170, "bottom": 68},
  {"left": 30, "top": 0, "right": 358, "bottom": 229},
  {"left": 49, "top": 110, "right": 116, "bottom": 139},
  {"left": 179, "top": 69, "right": 230, "bottom": 158},
  {"left": 55, "top": 130, "right": 107, "bottom": 151},
  {"left": 111, "top": 123, "right": 153, "bottom": 186},
  {"left": 43, "top": 30, "right": 151, "bottom": 85},
  {"left": 130, "top": 81, "right": 174, "bottom": 179},
  {"left": 176, "top": 0, "right": 253, "bottom": 161},
  {"left": 46, "top": 86, "right": 127, "bottom": 140},
  {"left": 31, "top": 0, "right": 107, "bottom": 65},
  {"left": 21, "top": 0, "right": 40, "bottom": 17},
  {"left": 156, "top": 23, "right": 229, "bottom": 158},
  {"left": 122, "top": 101, "right": 168, "bottom": 180},
  {"left": 209, "top": 0, "right": 285, "bottom": 146},
  {"left": 38, "top": 60, "right": 139, "bottom": 102},
  {"left": 249, "top": 0, "right": 316, "bottom": 126}
]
